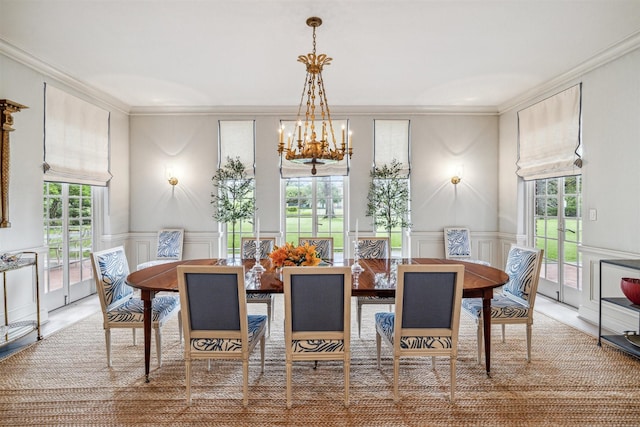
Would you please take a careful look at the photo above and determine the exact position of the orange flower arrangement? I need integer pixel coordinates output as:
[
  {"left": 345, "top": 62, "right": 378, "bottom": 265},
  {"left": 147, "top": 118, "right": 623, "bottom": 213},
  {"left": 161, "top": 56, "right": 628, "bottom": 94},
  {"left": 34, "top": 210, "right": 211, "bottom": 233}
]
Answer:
[{"left": 268, "top": 241, "right": 321, "bottom": 268}]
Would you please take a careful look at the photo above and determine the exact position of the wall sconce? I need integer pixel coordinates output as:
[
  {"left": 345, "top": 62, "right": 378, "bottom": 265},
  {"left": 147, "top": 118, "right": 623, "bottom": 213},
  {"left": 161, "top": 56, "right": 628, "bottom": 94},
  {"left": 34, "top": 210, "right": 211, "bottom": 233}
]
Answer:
[
  {"left": 166, "top": 166, "right": 179, "bottom": 186},
  {"left": 451, "top": 164, "right": 464, "bottom": 185}
]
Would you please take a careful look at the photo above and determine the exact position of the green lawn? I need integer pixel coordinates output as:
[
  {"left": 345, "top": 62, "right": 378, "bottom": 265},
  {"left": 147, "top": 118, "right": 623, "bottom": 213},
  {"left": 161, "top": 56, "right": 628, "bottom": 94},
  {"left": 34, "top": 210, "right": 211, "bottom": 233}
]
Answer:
[{"left": 535, "top": 218, "right": 581, "bottom": 262}]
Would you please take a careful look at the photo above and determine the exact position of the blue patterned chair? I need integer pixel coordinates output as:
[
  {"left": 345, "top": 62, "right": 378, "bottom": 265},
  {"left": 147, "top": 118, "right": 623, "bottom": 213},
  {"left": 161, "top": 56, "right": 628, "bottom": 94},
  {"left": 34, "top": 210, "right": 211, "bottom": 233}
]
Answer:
[
  {"left": 283, "top": 266, "right": 351, "bottom": 408},
  {"left": 298, "top": 237, "right": 334, "bottom": 261},
  {"left": 444, "top": 227, "right": 491, "bottom": 266},
  {"left": 178, "top": 265, "right": 267, "bottom": 407},
  {"left": 461, "top": 245, "right": 543, "bottom": 363},
  {"left": 177, "top": 265, "right": 267, "bottom": 406},
  {"left": 375, "top": 264, "right": 465, "bottom": 402},
  {"left": 355, "top": 237, "right": 394, "bottom": 337},
  {"left": 241, "top": 237, "right": 276, "bottom": 335},
  {"left": 137, "top": 228, "right": 184, "bottom": 270},
  {"left": 90, "top": 246, "right": 181, "bottom": 368}
]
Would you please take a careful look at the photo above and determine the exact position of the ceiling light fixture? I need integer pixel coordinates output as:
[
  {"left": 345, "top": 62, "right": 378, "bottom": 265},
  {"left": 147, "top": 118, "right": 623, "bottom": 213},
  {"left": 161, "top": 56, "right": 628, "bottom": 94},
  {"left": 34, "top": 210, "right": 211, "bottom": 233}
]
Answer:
[{"left": 277, "top": 16, "right": 352, "bottom": 175}]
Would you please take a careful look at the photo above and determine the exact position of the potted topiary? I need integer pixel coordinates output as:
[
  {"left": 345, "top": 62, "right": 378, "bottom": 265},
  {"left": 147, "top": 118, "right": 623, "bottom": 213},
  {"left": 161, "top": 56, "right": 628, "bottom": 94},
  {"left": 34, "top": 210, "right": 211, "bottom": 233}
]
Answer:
[
  {"left": 365, "top": 159, "right": 411, "bottom": 249},
  {"left": 211, "top": 156, "right": 256, "bottom": 260}
]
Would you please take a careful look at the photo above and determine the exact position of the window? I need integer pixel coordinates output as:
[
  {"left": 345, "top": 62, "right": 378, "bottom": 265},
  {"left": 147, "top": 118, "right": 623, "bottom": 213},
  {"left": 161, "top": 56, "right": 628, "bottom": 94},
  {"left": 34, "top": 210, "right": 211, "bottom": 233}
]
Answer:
[
  {"left": 372, "top": 119, "right": 411, "bottom": 256},
  {"left": 218, "top": 120, "right": 256, "bottom": 257}
]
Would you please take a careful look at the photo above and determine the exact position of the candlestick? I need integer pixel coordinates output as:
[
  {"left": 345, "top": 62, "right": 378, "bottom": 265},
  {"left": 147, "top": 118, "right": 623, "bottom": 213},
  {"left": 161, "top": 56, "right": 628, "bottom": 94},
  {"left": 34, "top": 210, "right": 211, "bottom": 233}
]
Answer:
[
  {"left": 342, "top": 126, "right": 346, "bottom": 145},
  {"left": 355, "top": 218, "right": 359, "bottom": 243},
  {"left": 279, "top": 127, "right": 283, "bottom": 144},
  {"left": 256, "top": 218, "right": 260, "bottom": 243},
  {"left": 348, "top": 131, "right": 352, "bottom": 150},
  {"left": 297, "top": 121, "right": 302, "bottom": 141}
]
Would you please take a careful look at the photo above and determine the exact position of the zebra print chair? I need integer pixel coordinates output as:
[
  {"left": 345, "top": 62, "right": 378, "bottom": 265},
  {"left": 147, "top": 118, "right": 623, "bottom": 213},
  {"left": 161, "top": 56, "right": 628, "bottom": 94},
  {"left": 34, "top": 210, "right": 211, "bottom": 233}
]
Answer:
[
  {"left": 375, "top": 264, "right": 465, "bottom": 402},
  {"left": 355, "top": 237, "right": 393, "bottom": 337},
  {"left": 137, "top": 228, "right": 184, "bottom": 270},
  {"left": 241, "top": 237, "right": 276, "bottom": 335},
  {"left": 444, "top": 227, "right": 491, "bottom": 266},
  {"left": 177, "top": 265, "right": 267, "bottom": 406},
  {"left": 283, "top": 266, "right": 351, "bottom": 408},
  {"left": 90, "top": 246, "right": 181, "bottom": 368},
  {"left": 461, "top": 245, "right": 543, "bottom": 363},
  {"left": 298, "top": 237, "right": 334, "bottom": 261}
]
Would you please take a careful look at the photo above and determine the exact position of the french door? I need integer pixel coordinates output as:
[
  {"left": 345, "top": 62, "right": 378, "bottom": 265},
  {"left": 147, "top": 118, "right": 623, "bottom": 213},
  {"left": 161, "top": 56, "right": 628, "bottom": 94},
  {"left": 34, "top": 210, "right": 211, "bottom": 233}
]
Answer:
[
  {"left": 533, "top": 176, "right": 582, "bottom": 307},
  {"left": 283, "top": 176, "right": 345, "bottom": 261},
  {"left": 43, "top": 183, "right": 95, "bottom": 310}
]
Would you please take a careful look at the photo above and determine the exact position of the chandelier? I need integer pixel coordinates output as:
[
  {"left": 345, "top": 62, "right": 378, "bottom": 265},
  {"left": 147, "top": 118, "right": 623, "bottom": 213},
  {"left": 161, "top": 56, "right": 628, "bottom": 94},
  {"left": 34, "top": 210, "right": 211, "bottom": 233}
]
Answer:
[{"left": 277, "top": 16, "right": 352, "bottom": 175}]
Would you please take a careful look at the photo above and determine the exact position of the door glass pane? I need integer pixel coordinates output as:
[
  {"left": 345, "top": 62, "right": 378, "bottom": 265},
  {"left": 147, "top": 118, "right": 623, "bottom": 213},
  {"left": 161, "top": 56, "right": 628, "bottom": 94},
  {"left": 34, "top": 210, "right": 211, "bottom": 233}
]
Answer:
[{"left": 284, "top": 176, "right": 344, "bottom": 260}]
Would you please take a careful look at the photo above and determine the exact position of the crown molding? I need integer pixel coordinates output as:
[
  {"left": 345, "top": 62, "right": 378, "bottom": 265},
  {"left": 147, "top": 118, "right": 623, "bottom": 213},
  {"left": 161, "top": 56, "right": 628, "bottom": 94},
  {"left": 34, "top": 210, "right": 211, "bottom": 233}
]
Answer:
[
  {"left": 128, "top": 104, "right": 499, "bottom": 116},
  {"left": 0, "top": 38, "right": 131, "bottom": 114},
  {"left": 498, "top": 29, "right": 640, "bottom": 114}
]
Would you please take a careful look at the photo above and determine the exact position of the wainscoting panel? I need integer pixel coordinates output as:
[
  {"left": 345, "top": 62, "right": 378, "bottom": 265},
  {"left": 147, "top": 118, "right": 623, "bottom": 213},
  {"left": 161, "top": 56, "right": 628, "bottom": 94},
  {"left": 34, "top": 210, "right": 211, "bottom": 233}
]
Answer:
[{"left": 580, "top": 245, "right": 640, "bottom": 332}]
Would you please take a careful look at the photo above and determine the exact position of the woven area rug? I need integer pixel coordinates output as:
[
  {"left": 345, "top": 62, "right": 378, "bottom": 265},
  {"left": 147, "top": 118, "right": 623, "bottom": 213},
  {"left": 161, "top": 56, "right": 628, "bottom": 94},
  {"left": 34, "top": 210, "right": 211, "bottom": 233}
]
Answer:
[{"left": 1, "top": 296, "right": 639, "bottom": 426}]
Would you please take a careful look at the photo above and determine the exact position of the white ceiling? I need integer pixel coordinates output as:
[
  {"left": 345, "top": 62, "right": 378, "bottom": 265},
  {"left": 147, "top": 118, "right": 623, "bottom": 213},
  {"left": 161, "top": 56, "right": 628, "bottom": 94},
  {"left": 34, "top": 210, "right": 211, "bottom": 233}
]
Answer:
[{"left": 2, "top": 0, "right": 640, "bottom": 112}]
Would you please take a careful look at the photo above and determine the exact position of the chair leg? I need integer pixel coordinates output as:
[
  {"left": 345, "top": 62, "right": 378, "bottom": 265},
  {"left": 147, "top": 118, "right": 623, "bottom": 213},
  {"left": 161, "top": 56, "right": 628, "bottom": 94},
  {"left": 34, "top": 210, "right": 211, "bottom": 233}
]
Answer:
[
  {"left": 357, "top": 300, "right": 362, "bottom": 338},
  {"left": 207, "top": 359, "right": 211, "bottom": 371},
  {"left": 526, "top": 323, "right": 532, "bottom": 362},
  {"left": 155, "top": 328, "right": 162, "bottom": 367},
  {"left": 431, "top": 356, "right": 436, "bottom": 370},
  {"left": 450, "top": 356, "right": 456, "bottom": 402},
  {"left": 178, "top": 311, "right": 183, "bottom": 343},
  {"left": 286, "top": 360, "right": 292, "bottom": 409},
  {"left": 132, "top": 327, "right": 136, "bottom": 346},
  {"left": 260, "top": 335, "right": 266, "bottom": 373},
  {"left": 476, "top": 317, "right": 483, "bottom": 364},
  {"left": 266, "top": 300, "right": 272, "bottom": 336},
  {"left": 393, "top": 356, "right": 400, "bottom": 403},
  {"left": 376, "top": 332, "right": 382, "bottom": 370},
  {"left": 344, "top": 357, "right": 350, "bottom": 408},
  {"left": 185, "top": 359, "right": 192, "bottom": 405},
  {"left": 501, "top": 324, "right": 506, "bottom": 342},
  {"left": 242, "top": 358, "right": 249, "bottom": 407},
  {"left": 105, "top": 329, "right": 112, "bottom": 367}
]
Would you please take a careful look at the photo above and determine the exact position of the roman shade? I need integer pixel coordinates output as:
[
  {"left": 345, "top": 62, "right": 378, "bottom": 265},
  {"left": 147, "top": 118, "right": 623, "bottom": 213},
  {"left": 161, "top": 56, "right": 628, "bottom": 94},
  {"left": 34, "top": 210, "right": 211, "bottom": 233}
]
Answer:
[
  {"left": 219, "top": 120, "right": 255, "bottom": 177},
  {"left": 516, "top": 84, "right": 582, "bottom": 180},
  {"left": 43, "top": 84, "right": 111, "bottom": 186},
  {"left": 279, "top": 119, "right": 349, "bottom": 178},
  {"left": 374, "top": 119, "right": 410, "bottom": 178}
]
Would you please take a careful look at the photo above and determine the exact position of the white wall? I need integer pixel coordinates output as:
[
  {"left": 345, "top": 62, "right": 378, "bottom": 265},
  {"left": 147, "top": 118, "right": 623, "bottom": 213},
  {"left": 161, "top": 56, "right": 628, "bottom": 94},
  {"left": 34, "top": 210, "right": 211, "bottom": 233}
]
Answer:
[
  {"left": 128, "top": 112, "right": 500, "bottom": 265},
  {"left": 0, "top": 52, "right": 130, "bottom": 323},
  {"left": 498, "top": 47, "right": 640, "bottom": 329}
]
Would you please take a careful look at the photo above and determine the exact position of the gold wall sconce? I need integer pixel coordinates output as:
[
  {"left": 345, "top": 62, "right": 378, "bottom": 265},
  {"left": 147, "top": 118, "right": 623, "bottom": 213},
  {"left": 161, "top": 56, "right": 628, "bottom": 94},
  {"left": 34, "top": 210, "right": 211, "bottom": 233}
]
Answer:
[
  {"left": 451, "top": 164, "right": 464, "bottom": 185},
  {"left": 166, "top": 166, "right": 178, "bottom": 186}
]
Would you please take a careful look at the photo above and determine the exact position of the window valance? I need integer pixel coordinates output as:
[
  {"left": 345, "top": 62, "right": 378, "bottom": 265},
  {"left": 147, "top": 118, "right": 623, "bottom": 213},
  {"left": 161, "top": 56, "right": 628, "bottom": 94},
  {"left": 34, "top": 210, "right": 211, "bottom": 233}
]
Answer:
[
  {"left": 374, "top": 119, "right": 410, "bottom": 178},
  {"left": 43, "top": 84, "right": 111, "bottom": 186},
  {"left": 517, "top": 84, "right": 582, "bottom": 181},
  {"left": 219, "top": 120, "right": 256, "bottom": 177}
]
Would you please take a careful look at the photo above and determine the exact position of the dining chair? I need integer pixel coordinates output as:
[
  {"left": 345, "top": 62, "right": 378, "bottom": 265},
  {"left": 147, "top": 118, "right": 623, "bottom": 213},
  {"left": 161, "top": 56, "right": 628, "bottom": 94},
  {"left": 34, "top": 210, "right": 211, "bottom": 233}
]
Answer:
[
  {"left": 443, "top": 227, "right": 490, "bottom": 266},
  {"left": 283, "top": 266, "right": 351, "bottom": 408},
  {"left": 241, "top": 237, "right": 276, "bottom": 335},
  {"left": 298, "top": 237, "right": 333, "bottom": 261},
  {"left": 355, "top": 237, "right": 394, "bottom": 338},
  {"left": 375, "top": 264, "right": 465, "bottom": 402},
  {"left": 177, "top": 265, "right": 267, "bottom": 406},
  {"left": 90, "top": 246, "right": 181, "bottom": 368},
  {"left": 137, "top": 228, "right": 184, "bottom": 270},
  {"left": 461, "top": 245, "right": 543, "bottom": 363}
]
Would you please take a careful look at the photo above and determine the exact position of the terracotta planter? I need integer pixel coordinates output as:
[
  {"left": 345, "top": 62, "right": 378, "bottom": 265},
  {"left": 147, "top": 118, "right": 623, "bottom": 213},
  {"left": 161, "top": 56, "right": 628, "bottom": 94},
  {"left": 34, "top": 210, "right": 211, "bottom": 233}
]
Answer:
[{"left": 620, "top": 278, "right": 640, "bottom": 305}]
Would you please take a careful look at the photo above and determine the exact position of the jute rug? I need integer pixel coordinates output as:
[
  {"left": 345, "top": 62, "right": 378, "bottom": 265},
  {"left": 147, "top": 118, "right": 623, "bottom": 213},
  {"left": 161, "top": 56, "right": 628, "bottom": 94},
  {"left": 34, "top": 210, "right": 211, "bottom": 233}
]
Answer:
[{"left": 1, "top": 296, "right": 639, "bottom": 426}]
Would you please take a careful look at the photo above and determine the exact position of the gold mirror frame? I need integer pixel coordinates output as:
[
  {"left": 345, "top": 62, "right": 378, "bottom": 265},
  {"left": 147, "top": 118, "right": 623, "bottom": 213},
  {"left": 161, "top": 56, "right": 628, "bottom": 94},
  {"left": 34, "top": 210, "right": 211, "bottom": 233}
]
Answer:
[{"left": 0, "top": 99, "right": 28, "bottom": 228}]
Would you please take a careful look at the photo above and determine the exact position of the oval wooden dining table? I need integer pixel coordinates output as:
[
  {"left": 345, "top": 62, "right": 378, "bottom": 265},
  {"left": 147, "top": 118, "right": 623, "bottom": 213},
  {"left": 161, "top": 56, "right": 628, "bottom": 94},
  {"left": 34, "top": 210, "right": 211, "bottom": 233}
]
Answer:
[{"left": 126, "top": 258, "right": 509, "bottom": 382}]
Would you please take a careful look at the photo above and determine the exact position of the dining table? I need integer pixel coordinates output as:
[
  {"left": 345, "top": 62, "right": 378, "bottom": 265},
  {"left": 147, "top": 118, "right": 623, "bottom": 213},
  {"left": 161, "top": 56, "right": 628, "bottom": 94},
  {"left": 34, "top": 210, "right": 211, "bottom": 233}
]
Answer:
[{"left": 126, "top": 257, "right": 509, "bottom": 382}]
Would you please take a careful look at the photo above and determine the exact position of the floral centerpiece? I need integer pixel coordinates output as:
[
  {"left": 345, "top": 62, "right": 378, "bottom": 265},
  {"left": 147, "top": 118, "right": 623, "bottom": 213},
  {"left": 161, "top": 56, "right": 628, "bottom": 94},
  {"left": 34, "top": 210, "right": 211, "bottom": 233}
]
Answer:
[{"left": 268, "top": 241, "right": 321, "bottom": 268}]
